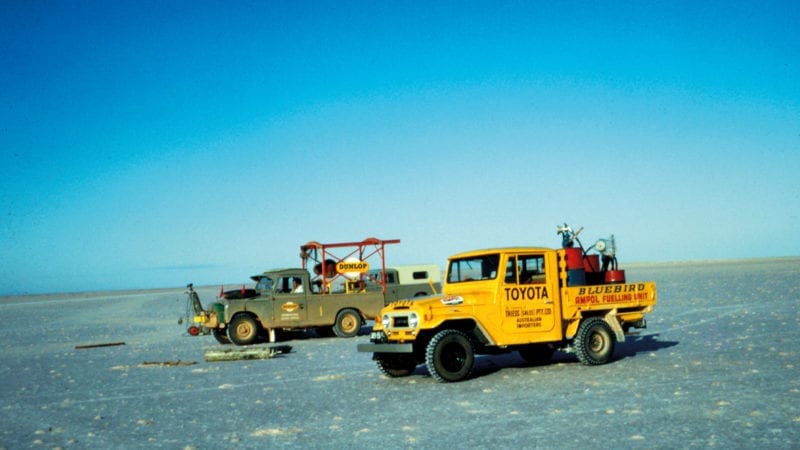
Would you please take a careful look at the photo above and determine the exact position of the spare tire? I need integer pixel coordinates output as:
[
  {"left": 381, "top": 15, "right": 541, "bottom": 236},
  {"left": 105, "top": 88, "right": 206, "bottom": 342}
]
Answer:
[{"left": 223, "top": 289, "right": 259, "bottom": 300}]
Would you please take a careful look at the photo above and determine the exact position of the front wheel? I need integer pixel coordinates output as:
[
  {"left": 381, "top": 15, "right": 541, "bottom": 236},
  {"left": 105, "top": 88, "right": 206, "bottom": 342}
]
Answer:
[
  {"left": 425, "top": 329, "right": 474, "bottom": 382},
  {"left": 375, "top": 354, "right": 417, "bottom": 377},
  {"left": 228, "top": 314, "right": 260, "bottom": 346},
  {"left": 333, "top": 308, "right": 362, "bottom": 338},
  {"left": 574, "top": 317, "right": 615, "bottom": 365}
]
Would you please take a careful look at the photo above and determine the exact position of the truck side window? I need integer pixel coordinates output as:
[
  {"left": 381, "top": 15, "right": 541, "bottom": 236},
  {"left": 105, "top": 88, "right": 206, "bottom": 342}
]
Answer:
[
  {"left": 290, "top": 277, "right": 304, "bottom": 294},
  {"left": 519, "top": 255, "right": 545, "bottom": 284},
  {"left": 275, "top": 276, "right": 299, "bottom": 294},
  {"left": 256, "top": 276, "right": 273, "bottom": 293}
]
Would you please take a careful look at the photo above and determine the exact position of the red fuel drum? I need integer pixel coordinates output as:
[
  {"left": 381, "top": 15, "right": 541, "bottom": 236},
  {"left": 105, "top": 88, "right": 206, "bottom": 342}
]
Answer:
[
  {"left": 564, "top": 247, "right": 583, "bottom": 270},
  {"left": 605, "top": 270, "right": 626, "bottom": 284}
]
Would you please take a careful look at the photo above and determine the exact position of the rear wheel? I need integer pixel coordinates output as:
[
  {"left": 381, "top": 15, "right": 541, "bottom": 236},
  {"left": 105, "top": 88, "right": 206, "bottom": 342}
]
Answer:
[
  {"left": 333, "top": 309, "right": 362, "bottom": 338},
  {"left": 574, "top": 317, "right": 615, "bottom": 365},
  {"left": 228, "top": 314, "right": 260, "bottom": 346},
  {"left": 375, "top": 354, "right": 417, "bottom": 377},
  {"left": 425, "top": 329, "right": 474, "bottom": 382}
]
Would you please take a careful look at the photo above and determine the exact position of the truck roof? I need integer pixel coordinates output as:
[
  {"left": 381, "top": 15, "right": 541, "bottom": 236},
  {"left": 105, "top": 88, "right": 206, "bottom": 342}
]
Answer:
[{"left": 449, "top": 247, "right": 555, "bottom": 259}]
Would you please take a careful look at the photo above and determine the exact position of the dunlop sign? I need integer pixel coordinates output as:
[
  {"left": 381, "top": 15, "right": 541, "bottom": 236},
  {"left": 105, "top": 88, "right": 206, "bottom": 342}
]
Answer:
[{"left": 336, "top": 260, "right": 370, "bottom": 274}]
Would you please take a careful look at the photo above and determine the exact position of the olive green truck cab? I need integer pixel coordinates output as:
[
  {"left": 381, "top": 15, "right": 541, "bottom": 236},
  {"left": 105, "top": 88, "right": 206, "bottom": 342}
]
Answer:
[{"left": 358, "top": 244, "right": 657, "bottom": 382}]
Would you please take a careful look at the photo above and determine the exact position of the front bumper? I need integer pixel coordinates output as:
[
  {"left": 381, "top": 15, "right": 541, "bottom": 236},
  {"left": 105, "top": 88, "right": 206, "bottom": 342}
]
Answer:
[
  {"left": 357, "top": 330, "right": 415, "bottom": 353},
  {"left": 357, "top": 343, "right": 414, "bottom": 354}
]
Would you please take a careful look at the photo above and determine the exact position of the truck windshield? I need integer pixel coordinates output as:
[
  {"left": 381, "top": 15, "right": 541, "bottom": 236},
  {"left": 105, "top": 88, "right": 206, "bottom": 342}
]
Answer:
[
  {"left": 447, "top": 254, "right": 500, "bottom": 283},
  {"left": 255, "top": 276, "right": 274, "bottom": 293}
]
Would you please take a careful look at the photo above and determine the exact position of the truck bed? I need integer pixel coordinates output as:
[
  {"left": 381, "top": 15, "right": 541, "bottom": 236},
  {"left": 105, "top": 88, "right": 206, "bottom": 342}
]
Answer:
[
  {"left": 564, "top": 281, "right": 657, "bottom": 311},
  {"left": 561, "top": 281, "right": 657, "bottom": 336}
]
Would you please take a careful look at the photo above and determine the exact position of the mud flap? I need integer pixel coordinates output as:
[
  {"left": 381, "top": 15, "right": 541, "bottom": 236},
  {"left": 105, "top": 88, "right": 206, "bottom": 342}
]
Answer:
[{"left": 603, "top": 309, "right": 626, "bottom": 343}]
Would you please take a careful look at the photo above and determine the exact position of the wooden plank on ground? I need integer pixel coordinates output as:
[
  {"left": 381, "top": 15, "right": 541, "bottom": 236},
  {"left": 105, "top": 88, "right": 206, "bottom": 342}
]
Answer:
[
  {"left": 75, "top": 341, "right": 126, "bottom": 349},
  {"left": 204, "top": 345, "right": 292, "bottom": 362}
]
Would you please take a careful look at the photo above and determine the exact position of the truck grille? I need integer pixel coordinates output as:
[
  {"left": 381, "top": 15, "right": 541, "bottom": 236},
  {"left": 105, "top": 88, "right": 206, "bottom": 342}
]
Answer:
[{"left": 392, "top": 316, "right": 409, "bottom": 327}]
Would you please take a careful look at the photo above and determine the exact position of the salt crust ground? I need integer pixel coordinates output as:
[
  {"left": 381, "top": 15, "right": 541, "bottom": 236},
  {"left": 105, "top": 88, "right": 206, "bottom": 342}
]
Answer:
[{"left": 1, "top": 258, "right": 798, "bottom": 449}]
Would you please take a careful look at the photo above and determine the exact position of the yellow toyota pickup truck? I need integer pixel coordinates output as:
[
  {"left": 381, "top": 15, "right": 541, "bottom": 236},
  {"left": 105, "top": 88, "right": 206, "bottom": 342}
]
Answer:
[{"left": 358, "top": 244, "right": 657, "bottom": 382}]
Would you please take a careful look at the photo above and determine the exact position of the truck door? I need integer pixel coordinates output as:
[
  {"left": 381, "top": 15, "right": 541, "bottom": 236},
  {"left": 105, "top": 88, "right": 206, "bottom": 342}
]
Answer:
[
  {"left": 272, "top": 275, "right": 308, "bottom": 326},
  {"left": 500, "top": 253, "right": 555, "bottom": 336}
]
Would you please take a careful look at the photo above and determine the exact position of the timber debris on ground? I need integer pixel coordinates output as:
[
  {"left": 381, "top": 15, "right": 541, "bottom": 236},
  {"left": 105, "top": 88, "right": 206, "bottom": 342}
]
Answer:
[
  {"left": 204, "top": 345, "right": 293, "bottom": 362},
  {"left": 75, "top": 341, "right": 126, "bottom": 350},
  {"left": 141, "top": 360, "right": 198, "bottom": 367}
]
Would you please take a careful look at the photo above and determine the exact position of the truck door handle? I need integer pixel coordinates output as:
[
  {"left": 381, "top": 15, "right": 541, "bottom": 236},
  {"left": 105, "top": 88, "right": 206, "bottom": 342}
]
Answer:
[{"left": 544, "top": 300, "right": 553, "bottom": 304}]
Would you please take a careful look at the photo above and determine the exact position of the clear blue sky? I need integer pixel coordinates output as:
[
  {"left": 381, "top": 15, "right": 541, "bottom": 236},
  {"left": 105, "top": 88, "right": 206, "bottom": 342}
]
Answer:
[{"left": 2, "top": 1, "right": 798, "bottom": 295}]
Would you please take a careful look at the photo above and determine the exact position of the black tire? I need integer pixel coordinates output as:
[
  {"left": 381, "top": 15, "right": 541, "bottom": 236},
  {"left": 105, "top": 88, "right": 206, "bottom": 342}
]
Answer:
[
  {"left": 212, "top": 328, "right": 231, "bottom": 345},
  {"left": 574, "top": 317, "right": 615, "bottom": 365},
  {"left": 425, "top": 329, "right": 474, "bottom": 382},
  {"left": 375, "top": 354, "right": 417, "bottom": 378},
  {"left": 333, "top": 308, "right": 362, "bottom": 338},
  {"left": 518, "top": 344, "right": 555, "bottom": 365},
  {"left": 228, "top": 314, "right": 260, "bottom": 346},
  {"left": 222, "top": 289, "right": 259, "bottom": 299}
]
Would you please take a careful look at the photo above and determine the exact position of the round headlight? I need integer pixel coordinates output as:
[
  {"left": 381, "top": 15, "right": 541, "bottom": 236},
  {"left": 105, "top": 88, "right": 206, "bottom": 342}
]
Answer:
[
  {"left": 381, "top": 314, "right": 391, "bottom": 329},
  {"left": 408, "top": 312, "right": 419, "bottom": 329}
]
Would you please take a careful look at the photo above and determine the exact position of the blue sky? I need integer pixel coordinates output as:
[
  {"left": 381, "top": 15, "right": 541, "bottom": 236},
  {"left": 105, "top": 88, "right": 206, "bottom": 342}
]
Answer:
[{"left": 2, "top": 1, "right": 798, "bottom": 295}]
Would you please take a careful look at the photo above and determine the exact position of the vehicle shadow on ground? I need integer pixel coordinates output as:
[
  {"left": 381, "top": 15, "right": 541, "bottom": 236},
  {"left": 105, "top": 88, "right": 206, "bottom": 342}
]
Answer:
[
  {"left": 614, "top": 332, "right": 678, "bottom": 359},
  {"left": 451, "top": 333, "right": 679, "bottom": 381}
]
